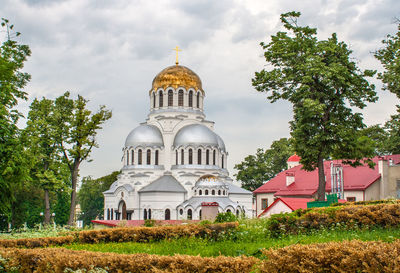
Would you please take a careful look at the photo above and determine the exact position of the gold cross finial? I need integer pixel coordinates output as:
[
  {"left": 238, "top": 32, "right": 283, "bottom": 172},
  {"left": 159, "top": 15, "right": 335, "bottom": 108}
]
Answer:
[{"left": 173, "top": 46, "right": 182, "bottom": 65}]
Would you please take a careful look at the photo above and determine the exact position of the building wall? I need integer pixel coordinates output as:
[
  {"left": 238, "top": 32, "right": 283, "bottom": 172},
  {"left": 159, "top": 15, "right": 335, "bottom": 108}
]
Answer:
[
  {"left": 228, "top": 193, "right": 253, "bottom": 217},
  {"left": 260, "top": 201, "right": 291, "bottom": 218},
  {"left": 139, "top": 191, "right": 186, "bottom": 220},
  {"left": 365, "top": 180, "right": 381, "bottom": 201},
  {"left": 343, "top": 190, "right": 364, "bottom": 202},
  {"left": 255, "top": 193, "right": 275, "bottom": 217},
  {"left": 386, "top": 165, "right": 400, "bottom": 198}
]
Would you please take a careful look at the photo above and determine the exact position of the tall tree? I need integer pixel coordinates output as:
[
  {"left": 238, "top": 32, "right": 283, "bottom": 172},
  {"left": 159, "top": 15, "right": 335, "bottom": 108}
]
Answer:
[
  {"left": 78, "top": 171, "right": 119, "bottom": 226},
  {"left": 234, "top": 138, "right": 293, "bottom": 191},
  {"left": 252, "top": 12, "right": 377, "bottom": 200},
  {"left": 375, "top": 21, "right": 400, "bottom": 154},
  {"left": 24, "top": 97, "right": 68, "bottom": 224},
  {"left": 0, "top": 18, "right": 31, "bottom": 217},
  {"left": 54, "top": 92, "right": 112, "bottom": 225}
]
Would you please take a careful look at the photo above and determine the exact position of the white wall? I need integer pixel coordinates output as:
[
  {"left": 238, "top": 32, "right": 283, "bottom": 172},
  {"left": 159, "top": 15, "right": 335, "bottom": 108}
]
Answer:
[
  {"left": 255, "top": 193, "right": 275, "bottom": 216},
  {"left": 260, "top": 201, "right": 292, "bottom": 218}
]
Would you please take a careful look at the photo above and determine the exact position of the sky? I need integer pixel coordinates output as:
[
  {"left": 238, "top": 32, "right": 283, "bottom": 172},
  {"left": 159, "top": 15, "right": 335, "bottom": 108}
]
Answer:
[{"left": 2, "top": 0, "right": 400, "bottom": 180}]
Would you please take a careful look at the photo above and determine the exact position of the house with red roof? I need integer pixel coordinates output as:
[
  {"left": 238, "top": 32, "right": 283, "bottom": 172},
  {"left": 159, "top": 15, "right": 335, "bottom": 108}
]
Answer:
[{"left": 254, "top": 155, "right": 400, "bottom": 217}]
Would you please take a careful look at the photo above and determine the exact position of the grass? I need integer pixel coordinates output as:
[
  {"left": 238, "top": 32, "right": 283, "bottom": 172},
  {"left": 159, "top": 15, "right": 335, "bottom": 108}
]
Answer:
[{"left": 63, "top": 226, "right": 400, "bottom": 257}]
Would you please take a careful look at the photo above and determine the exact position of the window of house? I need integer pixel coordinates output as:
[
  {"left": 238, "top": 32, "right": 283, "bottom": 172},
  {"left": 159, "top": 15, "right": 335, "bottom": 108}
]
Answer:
[
  {"left": 222, "top": 155, "right": 224, "bottom": 168},
  {"left": 159, "top": 91, "right": 163, "bottom": 107},
  {"left": 144, "top": 209, "right": 147, "bottom": 220},
  {"left": 179, "top": 209, "right": 183, "bottom": 215},
  {"left": 178, "top": 90, "right": 183, "bottom": 106},
  {"left": 168, "top": 90, "right": 173, "bottom": 106},
  {"left": 211, "top": 189, "right": 215, "bottom": 195},
  {"left": 205, "top": 189, "right": 208, "bottom": 195},
  {"left": 189, "top": 149, "right": 193, "bottom": 164},
  {"left": 213, "top": 150, "right": 216, "bottom": 165},
  {"left": 155, "top": 150, "right": 159, "bottom": 165},
  {"left": 218, "top": 190, "right": 221, "bottom": 195},
  {"left": 196, "top": 92, "right": 200, "bottom": 108},
  {"left": 146, "top": 149, "right": 151, "bottom": 165},
  {"left": 176, "top": 150, "right": 178, "bottom": 165},
  {"left": 131, "top": 150, "right": 134, "bottom": 165},
  {"left": 187, "top": 209, "right": 192, "bottom": 220},
  {"left": 148, "top": 209, "right": 151, "bottom": 220},
  {"left": 188, "top": 91, "right": 193, "bottom": 107},
  {"left": 181, "top": 149, "right": 184, "bottom": 164},
  {"left": 165, "top": 209, "right": 171, "bottom": 220},
  {"left": 199, "top": 190, "right": 202, "bottom": 195},
  {"left": 153, "top": 92, "right": 156, "bottom": 108},
  {"left": 346, "top": 197, "right": 356, "bottom": 202},
  {"left": 197, "top": 149, "right": 202, "bottom": 165},
  {"left": 138, "top": 149, "right": 142, "bottom": 165},
  {"left": 261, "top": 199, "right": 268, "bottom": 209},
  {"left": 206, "top": 150, "right": 209, "bottom": 165}
]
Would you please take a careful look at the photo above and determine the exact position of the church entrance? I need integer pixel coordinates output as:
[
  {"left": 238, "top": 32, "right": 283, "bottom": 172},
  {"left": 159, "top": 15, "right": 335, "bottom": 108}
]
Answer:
[{"left": 118, "top": 200, "right": 127, "bottom": 220}]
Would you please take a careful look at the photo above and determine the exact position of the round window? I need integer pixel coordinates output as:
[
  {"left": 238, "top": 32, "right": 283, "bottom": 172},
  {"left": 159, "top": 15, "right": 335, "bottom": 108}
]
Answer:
[{"left": 179, "top": 209, "right": 183, "bottom": 215}]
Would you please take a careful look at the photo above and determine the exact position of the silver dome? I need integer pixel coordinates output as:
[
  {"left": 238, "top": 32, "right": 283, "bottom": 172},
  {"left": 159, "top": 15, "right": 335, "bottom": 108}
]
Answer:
[
  {"left": 216, "top": 134, "right": 226, "bottom": 152},
  {"left": 125, "top": 124, "right": 164, "bottom": 148},
  {"left": 174, "top": 124, "right": 220, "bottom": 148}
]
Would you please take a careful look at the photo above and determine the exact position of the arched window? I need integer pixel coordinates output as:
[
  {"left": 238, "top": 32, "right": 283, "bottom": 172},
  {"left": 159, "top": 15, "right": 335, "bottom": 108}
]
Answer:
[
  {"left": 213, "top": 150, "right": 216, "bottom": 165},
  {"left": 153, "top": 92, "right": 156, "bottom": 108},
  {"left": 111, "top": 208, "right": 114, "bottom": 220},
  {"left": 218, "top": 190, "right": 221, "bottom": 195},
  {"left": 144, "top": 209, "right": 147, "bottom": 220},
  {"left": 212, "top": 190, "right": 215, "bottom": 195},
  {"left": 236, "top": 209, "right": 240, "bottom": 218},
  {"left": 168, "top": 90, "right": 173, "bottom": 106},
  {"left": 199, "top": 209, "right": 202, "bottom": 220},
  {"left": 205, "top": 189, "right": 209, "bottom": 195},
  {"left": 223, "top": 190, "right": 226, "bottom": 195},
  {"left": 148, "top": 209, "right": 152, "bottom": 220},
  {"left": 126, "top": 150, "right": 129, "bottom": 165},
  {"left": 146, "top": 149, "right": 151, "bottom": 165},
  {"left": 206, "top": 150, "right": 209, "bottom": 165},
  {"left": 188, "top": 91, "right": 193, "bottom": 107},
  {"left": 227, "top": 209, "right": 231, "bottom": 213},
  {"left": 178, "top": 90, "right": 184, "bottom": 106},
  {"left": 107, "top": 208, "right": 110, "bottom": 220},
  {"left": 181, "top": 149, "right": 184, "bottom": 165},
  {"left": 196, "top": 92, "right": 200, "bottom": 108},
  {"left": 155, "top": 150, "right": 159, "bottom": 165},
  {"left": 189, "top": 149, "right": 193, "bottom": 164},
  {"left": 165, "top": 209, "right": 171, "bottom": 220},
  {"left": 131, "top": 150, "right": 134, "bottom": 165},
  {"left": 187, "top": 209, "right": 192, "bottom": 220},
  {"left": 199, "top": 190, "right": 202, "bottom": 195},
  {"left": 176, "top": 150, "right": 178, "bottom": 165},
  {"left": 138, "top": 149, "right": 142, "bottom": 165},
  {"left": 222, "top": 155, "right": 224, "bottom": 169},
  {"left": 197, "top": 149, "right": 202, "bottom": 165},
  {"left": 159, "top": 91, "right": 163, "bottom": 107}
]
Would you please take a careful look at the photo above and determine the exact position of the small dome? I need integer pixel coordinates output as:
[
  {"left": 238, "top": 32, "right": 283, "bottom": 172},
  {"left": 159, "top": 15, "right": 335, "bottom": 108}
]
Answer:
[
  {"left": 287, "top": 154, "right": 301, "bottom": 162},
  {"left": 174, "top": 124, "right": 220, "bottom": 148},
  {"left": 125, "top": 124, "right": 164, "bottom": 148},
  {"left": 150, "top": 65, "right": 203, "bottom": 93}
]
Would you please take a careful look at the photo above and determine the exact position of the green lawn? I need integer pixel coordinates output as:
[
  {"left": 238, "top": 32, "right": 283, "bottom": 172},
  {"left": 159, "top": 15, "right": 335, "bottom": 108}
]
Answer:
[{"left": 63, "top": 226, "right": 400, "bottom": 257}]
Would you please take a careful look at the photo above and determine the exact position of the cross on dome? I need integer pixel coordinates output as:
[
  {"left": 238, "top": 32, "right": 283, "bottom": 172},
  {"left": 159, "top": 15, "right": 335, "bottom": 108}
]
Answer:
[{"left": 173, "top": 46, "right": 182, "bottom": 65}]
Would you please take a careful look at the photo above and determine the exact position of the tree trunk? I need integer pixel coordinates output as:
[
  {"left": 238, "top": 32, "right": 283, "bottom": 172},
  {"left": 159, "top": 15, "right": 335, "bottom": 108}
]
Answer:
[
  {"left": 317, "top": 154, "right": 326, "bottom": 201},
  {"left": 67, "top": 160, "right": 80, "bottom": 226},
  {"left": 44, "top": 189, "right": 51, "bottom": 225}
]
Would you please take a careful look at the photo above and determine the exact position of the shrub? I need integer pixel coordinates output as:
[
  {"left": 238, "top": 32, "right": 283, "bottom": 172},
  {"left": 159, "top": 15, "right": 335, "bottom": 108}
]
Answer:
[
  {"left": 144, "top": 219, "right": 156, "bottom": 227},
  {"left": 215, "top": 212, "right": 237, "bottom": 223},
  {"left": 0, "top": 235, "right": 76, "bottom": 248}
]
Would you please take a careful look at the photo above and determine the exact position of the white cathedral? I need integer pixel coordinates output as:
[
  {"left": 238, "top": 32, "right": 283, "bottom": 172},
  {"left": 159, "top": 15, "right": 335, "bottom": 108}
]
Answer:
[{"left": 103, "top": 60, "right": 253, "bottom": 221}]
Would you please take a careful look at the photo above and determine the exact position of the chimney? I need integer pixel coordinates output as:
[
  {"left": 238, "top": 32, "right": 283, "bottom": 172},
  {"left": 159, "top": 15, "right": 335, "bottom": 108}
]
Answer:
[{"left": 286, "top": 171, "right": 295, "bottom": 186}]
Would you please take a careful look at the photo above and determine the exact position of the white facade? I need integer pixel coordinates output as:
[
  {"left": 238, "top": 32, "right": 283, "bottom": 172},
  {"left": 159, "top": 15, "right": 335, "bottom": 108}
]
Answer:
[{"left": 103, "top": 64, "right": 253, "bottom": 220}]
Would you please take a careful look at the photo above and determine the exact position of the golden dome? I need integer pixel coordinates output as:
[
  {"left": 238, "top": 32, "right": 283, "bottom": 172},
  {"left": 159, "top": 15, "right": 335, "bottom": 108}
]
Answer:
[{"left": 150, "top": 65, "right": 203, "bottom": 94}]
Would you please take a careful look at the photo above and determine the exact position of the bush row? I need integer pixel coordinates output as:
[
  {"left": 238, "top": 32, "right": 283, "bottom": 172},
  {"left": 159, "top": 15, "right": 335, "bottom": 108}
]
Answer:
[
  {"left": 0, "top": 235, "right": 75, "bottom": 248},
  {"left": 0, "top": 247, "right": 258, "bottom": 273},
  {"left": 268, "top": 203, "right": 400, "bottom": 236},
  {"left": 78, "top": 222, "right": 238, "bottom": 244},
  {"left": 259, "top": 240, "right": 400, "bottom": 273},
  {"left": 0, "top": 222, "right": 238, "bottom": 248},
  {"left": 331, "top": 199, "right": 400, "bottom": 207}
]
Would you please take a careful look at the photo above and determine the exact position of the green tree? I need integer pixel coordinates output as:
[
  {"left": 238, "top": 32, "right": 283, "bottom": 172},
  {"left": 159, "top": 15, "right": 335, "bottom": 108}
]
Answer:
[
  {"left": 54, "top": 92, "right": 112, "bottom": 225},
  {"left": 0, "top": 18, "right": 31, "bottom": 217},
  {"left": 375, "top": 21, "right": 400, "bottom": 154},
  {"left": 234, "top": 138, "right": 293, "bottom": 191},
  {"left": 252, "top": 12, "right": 377, "bottom": 200},
  {"left": 78, "top": 171, "right": 119, "bottom": 226},
  {"left": 54, "top": 189, "right": 70, "bottom": 226},
  {"left": 24, "top": 97, "right": 68, "bottom": 225}
]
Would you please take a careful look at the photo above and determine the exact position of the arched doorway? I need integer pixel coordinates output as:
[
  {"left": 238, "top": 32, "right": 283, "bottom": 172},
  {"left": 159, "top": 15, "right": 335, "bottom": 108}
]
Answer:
[
  {"left": 187, "top": 209, "right": 192, "bottom": 220},
  {"left": 165, "top": 209, "right": 171, "bottom": 220},
  {"left": 118, "top": 200, "right": 127, "bottom": 220}
]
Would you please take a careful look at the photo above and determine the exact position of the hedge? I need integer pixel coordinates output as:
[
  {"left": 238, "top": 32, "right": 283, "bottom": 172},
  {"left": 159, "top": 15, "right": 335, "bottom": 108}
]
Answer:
[
  {"left": 0, "top": 222, "right": 238, "bottom": 248},
  {"left": 259, "top": 240, "right": 400, "bottom": 273},
  {"left": 268, "top": 203, "right": 400, "bottom": 236},
  {"left": 0, "top": 247, "right": 258, "bottom": 273}
]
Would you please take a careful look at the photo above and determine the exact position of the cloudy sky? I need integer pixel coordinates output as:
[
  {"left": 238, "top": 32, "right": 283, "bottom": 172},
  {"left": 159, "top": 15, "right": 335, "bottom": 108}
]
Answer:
[{"left": 2, "top": 0, "right": 400, "bottom": 180}]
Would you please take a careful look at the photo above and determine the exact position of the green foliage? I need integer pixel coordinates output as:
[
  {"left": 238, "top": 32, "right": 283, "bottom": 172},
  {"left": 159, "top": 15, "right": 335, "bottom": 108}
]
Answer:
[
  {"left": 0, "top": 19, "right": 31, "bottom": 217},
  {"left": 144, "top": 219, "right": 156, "bottom": 227},
  {"left": 78, "top": 171, "right": 119, "bottom": 226},
  {"left": 252, "top": 11, "right": 377, "bottom": 200},
  {"left": 214, "top": 212, "right": 237, "bottom": 223},
  {"left": 234, "top": 138, "right": 293, "bottom": 191},
  {"left": 54, "top": 190, "right": 71, "bottom": 226}
]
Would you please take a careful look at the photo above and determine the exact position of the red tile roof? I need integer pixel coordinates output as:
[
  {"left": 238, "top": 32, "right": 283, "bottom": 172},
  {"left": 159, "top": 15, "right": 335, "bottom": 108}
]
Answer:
[{"left": 254, "top": 155, "right": 400, "bottom": 196}]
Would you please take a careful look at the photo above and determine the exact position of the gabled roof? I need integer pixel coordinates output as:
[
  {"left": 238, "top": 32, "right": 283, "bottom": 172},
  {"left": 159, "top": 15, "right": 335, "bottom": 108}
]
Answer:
[
  {"left": 258, "top": 197, "right": 313, "bottom": 217},
  {"left": 254, "top": 155, "right": 400, "bottom": 196},
  {"left": 138, "top": 175, "right": 187, "bottom": 193},
  {"left": 227, "top": 183, "right": 252, "bottom": 195}
]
